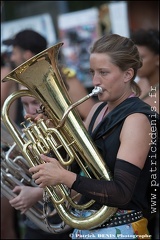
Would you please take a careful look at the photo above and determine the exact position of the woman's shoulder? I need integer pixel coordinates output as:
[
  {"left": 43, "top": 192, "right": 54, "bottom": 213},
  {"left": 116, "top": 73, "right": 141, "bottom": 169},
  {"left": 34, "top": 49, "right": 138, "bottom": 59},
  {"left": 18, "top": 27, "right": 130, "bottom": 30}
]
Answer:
[
  {"left": 91, "top": 101, "right": 103, "bottom": 110},
  {"left": 84, "top": 102, "right": 103, "bottom": 129}
]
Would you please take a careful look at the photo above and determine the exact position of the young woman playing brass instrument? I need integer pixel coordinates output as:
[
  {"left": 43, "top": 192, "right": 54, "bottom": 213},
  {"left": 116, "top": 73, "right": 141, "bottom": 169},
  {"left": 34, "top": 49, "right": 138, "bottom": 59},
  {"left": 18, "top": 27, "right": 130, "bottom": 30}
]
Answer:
[{"left": 28, "top": 34, "right": 159, "bottom": 239}]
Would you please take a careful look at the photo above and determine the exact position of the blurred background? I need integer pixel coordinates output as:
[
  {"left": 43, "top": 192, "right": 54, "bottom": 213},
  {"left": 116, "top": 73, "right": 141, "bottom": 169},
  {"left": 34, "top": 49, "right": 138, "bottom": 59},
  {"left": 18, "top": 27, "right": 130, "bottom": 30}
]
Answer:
[
  {"left": 1, "top": 0, "right": 159, "bottom": 88},
  {"left": 1, "top": 1, "right": 159, "bottom": 239}
]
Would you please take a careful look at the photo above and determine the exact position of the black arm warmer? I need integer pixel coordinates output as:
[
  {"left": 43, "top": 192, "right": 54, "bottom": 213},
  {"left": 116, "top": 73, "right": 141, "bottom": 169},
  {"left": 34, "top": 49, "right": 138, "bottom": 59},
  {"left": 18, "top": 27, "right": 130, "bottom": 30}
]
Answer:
[{"left": 71, "top": 159, "right": 141, "bottom": 208}]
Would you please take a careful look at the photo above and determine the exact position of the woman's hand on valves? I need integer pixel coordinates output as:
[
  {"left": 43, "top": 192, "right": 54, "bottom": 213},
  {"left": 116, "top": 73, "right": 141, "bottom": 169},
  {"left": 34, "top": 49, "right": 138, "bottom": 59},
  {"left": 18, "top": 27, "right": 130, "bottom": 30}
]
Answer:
[{"left": 29, "top": 154, "right": 77, "bottom": 188}]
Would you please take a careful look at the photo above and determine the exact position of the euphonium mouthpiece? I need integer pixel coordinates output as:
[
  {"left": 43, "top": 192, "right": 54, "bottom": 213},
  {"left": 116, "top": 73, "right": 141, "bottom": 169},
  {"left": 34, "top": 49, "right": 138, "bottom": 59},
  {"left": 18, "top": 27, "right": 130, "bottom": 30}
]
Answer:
[{"left": 89, "top": 86, "right": 103, "bottom": 97}]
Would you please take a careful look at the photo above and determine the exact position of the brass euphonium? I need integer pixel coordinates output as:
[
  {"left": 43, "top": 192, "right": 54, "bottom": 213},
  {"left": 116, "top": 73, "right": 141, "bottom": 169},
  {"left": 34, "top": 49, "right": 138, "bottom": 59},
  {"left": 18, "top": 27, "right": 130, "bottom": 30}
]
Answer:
[
  {"left": 1, "top": 122, "right": 71, "bottom": 233},
  {"left": 1, "top": 42, "right": 117, "bottom": 230}
]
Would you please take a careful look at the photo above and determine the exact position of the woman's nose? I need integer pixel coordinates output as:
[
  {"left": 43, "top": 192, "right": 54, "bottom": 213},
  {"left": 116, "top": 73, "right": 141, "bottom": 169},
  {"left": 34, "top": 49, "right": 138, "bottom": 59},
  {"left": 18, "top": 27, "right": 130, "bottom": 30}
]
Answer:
[{"left": 92, "top": 73, "right": 101, "bottom": 86}]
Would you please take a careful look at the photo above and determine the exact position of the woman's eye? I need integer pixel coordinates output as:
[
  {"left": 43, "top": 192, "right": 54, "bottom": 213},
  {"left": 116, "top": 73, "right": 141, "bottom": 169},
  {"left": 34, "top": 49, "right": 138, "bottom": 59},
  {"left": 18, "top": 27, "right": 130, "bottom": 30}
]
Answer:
[
  {"left": 100, "top": 71, "right": 107, "bottom": 76},
  {"left": 89, "top": 70, "right": 108, "bottom": 77},
  {"left": 89, "top": 70, "right": 94, "bottom": 76}
]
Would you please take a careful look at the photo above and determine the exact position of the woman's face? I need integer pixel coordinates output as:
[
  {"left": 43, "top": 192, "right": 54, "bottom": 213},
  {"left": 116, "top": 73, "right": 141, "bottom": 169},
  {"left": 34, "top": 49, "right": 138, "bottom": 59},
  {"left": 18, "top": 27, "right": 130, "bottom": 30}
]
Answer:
[
  {"left": 21, "top": 96, "right": 40, "bottom": 115},
  {"left": 19, "top": 85, "right": 40, "bottom": 116},
  {"left": 137, "top": 45, "right": 158, "bottom": 79},
  {"left": 90, "top": 53, "right": 130, "bottom": 102}
]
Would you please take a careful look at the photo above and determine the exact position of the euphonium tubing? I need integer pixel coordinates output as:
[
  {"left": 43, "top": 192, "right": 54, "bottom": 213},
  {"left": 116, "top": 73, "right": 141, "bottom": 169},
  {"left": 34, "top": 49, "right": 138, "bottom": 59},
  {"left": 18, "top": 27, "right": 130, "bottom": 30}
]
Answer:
[
  {"left": 1, "top": 42, "right": 117, "bottom": 230},
  {"left": 1, "top": 124, "right": 71, "bottom": 234}
]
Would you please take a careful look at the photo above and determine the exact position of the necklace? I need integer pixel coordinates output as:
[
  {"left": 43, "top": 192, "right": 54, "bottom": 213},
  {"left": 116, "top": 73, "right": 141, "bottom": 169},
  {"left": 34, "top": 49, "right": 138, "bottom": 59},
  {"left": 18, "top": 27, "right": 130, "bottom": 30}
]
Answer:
[{"left": 129, "top": 93, "right": 136, "bottom": 98}]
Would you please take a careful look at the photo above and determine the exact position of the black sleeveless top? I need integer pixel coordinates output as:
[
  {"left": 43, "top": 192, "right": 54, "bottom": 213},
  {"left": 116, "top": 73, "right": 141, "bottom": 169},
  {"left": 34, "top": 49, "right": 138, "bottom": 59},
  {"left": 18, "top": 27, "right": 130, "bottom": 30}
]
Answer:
[{"left": 86, "top": 97, "right": 159, "bottom": 213}]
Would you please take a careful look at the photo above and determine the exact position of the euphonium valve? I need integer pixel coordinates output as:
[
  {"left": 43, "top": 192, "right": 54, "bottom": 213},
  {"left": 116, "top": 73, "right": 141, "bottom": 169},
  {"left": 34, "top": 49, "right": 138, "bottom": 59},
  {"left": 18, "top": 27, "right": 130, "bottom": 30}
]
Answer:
[
  {"left": 1, "top": 122, "right": 71, "bottom": 234},
  {"left": 1, "top": 42, "right": 117, "bottom": 230}
]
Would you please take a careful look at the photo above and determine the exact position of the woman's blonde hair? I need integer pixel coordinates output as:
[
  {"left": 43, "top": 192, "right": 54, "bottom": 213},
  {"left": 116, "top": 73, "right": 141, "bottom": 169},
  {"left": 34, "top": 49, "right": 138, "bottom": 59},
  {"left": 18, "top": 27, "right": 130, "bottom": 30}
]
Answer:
[{"left": 90, "top": 34, "right": 142, "bottom": 96}]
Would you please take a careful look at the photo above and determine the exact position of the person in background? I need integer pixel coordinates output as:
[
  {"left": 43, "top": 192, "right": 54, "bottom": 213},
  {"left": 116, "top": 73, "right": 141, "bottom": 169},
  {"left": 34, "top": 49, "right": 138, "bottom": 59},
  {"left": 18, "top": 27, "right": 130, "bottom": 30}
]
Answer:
[
  {"left": 1, "top": 29, "right": 71, "bottom": 239},
  {"left": 131, "top": 27, "right": 159, "bottom": 240},
  {"left": 2, "top": 29, "right": 95, "bottom": 239},
  {"left": 2, "top": 29, "right": 47, "bottom": 69},
  {"left": 131, "top": 29, "right": 159, "bottom": 114},
  {"left": 29, "top": 34, "right": 159, "bottom": 239},
  {"left": 2, "top": 29, "right": 96, "bottom": 121},
  {"left": 9, "top": 85, "right": 72, "bottom": 239},
  {"left": 1, "top": 54, "right": 20, "bottom": 239},
  {"left": 1, "top": 52, "right": 19, "bottom": 122},
  {"left": 2, "top": 29, "right": 48, "bottom": 127}
]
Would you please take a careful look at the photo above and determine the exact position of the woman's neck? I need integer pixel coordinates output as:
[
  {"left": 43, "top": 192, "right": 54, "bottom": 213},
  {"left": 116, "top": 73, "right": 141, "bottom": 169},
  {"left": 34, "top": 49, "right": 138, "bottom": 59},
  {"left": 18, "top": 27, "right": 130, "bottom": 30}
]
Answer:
[{"left": 107, "top": 91, "right": 135, "bottom": 113}]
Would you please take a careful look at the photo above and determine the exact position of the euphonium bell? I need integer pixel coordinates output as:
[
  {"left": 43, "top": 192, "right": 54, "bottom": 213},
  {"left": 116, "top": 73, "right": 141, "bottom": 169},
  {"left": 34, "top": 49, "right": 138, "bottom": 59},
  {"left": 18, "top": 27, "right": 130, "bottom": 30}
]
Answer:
[{"left": 1, "top": 42, "right": 117, "bottom": 230}]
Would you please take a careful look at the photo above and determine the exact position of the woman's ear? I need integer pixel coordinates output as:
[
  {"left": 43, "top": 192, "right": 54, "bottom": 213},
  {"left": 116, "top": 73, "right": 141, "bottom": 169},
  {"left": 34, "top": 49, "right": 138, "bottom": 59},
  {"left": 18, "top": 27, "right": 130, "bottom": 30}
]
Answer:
[{"left": 124, "top": 68, "right": 134, "bottom": 82}]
